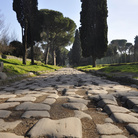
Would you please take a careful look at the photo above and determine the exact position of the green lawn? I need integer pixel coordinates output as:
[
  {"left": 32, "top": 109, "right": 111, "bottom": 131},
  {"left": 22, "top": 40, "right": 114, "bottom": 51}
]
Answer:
[
  {"left": 76, "top": 63, "right": 138, "bottom": 73},
  {"left": 0, "top": 58, "right": 61, "bottom": 76}
]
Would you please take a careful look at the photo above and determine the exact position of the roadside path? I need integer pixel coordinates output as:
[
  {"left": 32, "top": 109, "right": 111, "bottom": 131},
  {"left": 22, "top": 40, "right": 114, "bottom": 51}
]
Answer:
[{"left": 0, "top": 68, "right": 138, "bottom": 138}]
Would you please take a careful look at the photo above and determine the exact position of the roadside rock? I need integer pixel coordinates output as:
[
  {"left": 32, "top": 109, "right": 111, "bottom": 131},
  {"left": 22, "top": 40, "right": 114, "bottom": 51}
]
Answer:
[{"left": 0, "top": 72, "right": 7, "bottom": 80}]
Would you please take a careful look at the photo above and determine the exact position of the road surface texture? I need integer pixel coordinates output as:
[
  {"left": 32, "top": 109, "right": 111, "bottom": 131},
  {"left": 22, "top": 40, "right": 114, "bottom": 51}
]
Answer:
[{"left": 0, "top": 68, "right": 138, "bottom": 138}]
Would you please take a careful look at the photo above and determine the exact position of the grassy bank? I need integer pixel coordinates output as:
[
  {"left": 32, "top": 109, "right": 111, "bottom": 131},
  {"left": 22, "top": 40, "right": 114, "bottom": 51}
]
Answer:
[
  {"left": 76, "top": 63, "right": 138, "bottom": 74},
  {"left": 0, "top": 58, "right": 61, "bottom": 76}
]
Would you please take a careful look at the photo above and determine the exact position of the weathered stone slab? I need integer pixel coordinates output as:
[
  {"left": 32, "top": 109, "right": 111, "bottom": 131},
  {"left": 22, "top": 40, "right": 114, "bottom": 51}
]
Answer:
[
  {"left": 133, "top": 105, "right": 138, "bottom": 112},
  {"left": 0, "top": 102, "right": 20, "bottom": 109},
  {"left": 100, "top": 135, "right": 127, "bottom": 138},
  {"left": 62, "top": 103, "right": 88, "bottom": 111},
  {"left": 127, "top": 99, "right": 138, "bottom": 109},
  {"left": 0, "top": 110, "right": 11, "bottom": 118},
  {"left": 65, "top": 92, "right": 76, "bottom": 96},
  {"left": 96, "top": 123, "right": 123, "bottom": 135},
  {"left": 15, "top": 102, "right": 51, "bottom": 111},
  {"left": 98, "top": 99, "right": 118, "bottom": 108},
  {"left": 25, "top": 93, "right": 44, "bottom": 98},
  {"left": 104, "top": 105, "right": 130, "bottom": 115},
  {"left": 65, "top": 89, "right": 78, "bottom": 92},
  {"left": 88, "top": 95, "right": 100, "bottom": 101},
  {"left": 68, "top": 97, "right": 90, "bottom": 105},
  {"left": 27, "top": 117, "right": 82, "bottom": 138},
  {"left": 126, "top": 124, "right": 138, "bottom": 136},
  {"left": 99, "top": 94, "right": 116, "bottom": 101},
  {"left": 69, "top": 94, "right": 84, "bottom": 98},
  {"left": 87, "top": 90, "right": 108, "bottom": 95},
  {"left": 113, "top": 85, "right": 131, "bottom": 92},
  {"left": 105, "top": 118, "right": 114, "bottom": 123},
  {"left": 43, "top": 98, "right": 56, "bottom": 105},
  {"left": 47, "top": 94, "right": 59, "bottom": 99},
  {"left": 0, "top": 132, "right": 24, "bottom": 138},
  {"left": 14, "top": 89, "right": 33, "bottom": 95},
  {"left": 7, "top": 96, "right": 36, "bottom": 102},
  {"left": 22, "top": 111, "right": 50, "bottom": 118},
  {"left": 110, "top": 113, "right": 138, "bottom": 123},
  {"left": 74, "top": 111, "right": 92, "bottom": 119},
  {"left": 0, "top": 119, "right": 21, "bottom": 131},
  {"left": 129, "top": 112, "right": 138, "bottom": 117},
  {"left": 0, "top": 94, "right": 16, "bottom": 99},
  {"left": 41, "top": 89, "right": 57, "bottom": 94}
]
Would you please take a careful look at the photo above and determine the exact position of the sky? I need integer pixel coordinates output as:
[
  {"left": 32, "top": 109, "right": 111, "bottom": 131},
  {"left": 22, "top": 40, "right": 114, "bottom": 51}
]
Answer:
[{"left": 0, "top": 0, "right": 138, "bottom": 50}]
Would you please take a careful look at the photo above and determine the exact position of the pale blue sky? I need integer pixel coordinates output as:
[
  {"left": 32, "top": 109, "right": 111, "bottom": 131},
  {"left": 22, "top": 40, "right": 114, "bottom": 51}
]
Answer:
[{"left": 0, "top": 0, "right": 138, "bottom": 49}]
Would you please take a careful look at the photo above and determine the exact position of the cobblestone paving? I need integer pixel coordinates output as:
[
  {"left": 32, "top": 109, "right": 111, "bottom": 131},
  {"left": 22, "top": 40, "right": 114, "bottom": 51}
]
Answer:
[{"left": 0, "top": 68, "right": 138, "bottom": 138}]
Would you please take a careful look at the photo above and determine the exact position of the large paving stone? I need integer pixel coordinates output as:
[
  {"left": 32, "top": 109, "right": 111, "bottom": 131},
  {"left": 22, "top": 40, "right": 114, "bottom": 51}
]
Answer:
[
  {"left": 0, "top": 102, "right": 20, "bottom": 109},
  {"left": 0, "top": 119, "right": 21, "bottom": 131},
  {"left": 68, "top": 97, "right": 90, "bottom": 105},
  {"left": 110, "top": 113, "right": 138, "bottom": 123},
  {"left": 0, "top": 132, "right": 24, "bottom": 138},
  {"left": 100, "top": 135, "right": 127, "bottom": 138},
  {"left": 15, "top": 102, "right": 51, "bottom": 111},
  {"left": 98, "top": 99, "right": 118, "bottom": 108},
  {"left": 65, "top": 89, "right": 78, "bottom": 92},
  {"left": 42, "top": 98, "right": 56, "bottom": 105},
  {"left": 105, "top": 118, "right": 114, "bottom": 123},
  {"left": 27, "top": 117, "right": 82, "bottom": 138},
  {"left": 22, "top": 111, "right": 50, "bottom": 118},
  {"left": 47, "top": 94, "right": 59, "bottom": 99},
  {"left": 0, "top": 94, "right": 16, "bottom": 99},
  {"left": 104, "top": 105, "right": 130, "bottom": 115},
  {"left": 127, "top": 99, "right": 138, "bottom": 109},
  {"left": 113, "top": 85, "right": 131, "bottom": 93},
  {"left": 0, "top": 110, "right": 11, "bottom": 118},
  {"left": 87, "top": 90, "right": 108, "bottom": 95},
  {"left": 63, "top": 103, "right": 88, "bottom": 111},
  {"left": 96, "top": 123, "right": 123, "bottom": 135},
  {"left": 133, "top": 105, "right": 138, "bottom": 112},
  {"left": 65, "top": 92, "right": 76, "bottom": 96},
  {"left": 7, "top": 96, "right": 36, "bottom": 102},
  {"left": 74, "top": 111, "right": 92, "bottom": 119},
  {"left": 14, "top": 89, "right": 33, "bottom": 95},
  {"left": 126, "top": 123, "right": 138, "bottom": 136},
  {"left": 41, "top": 89, "right": 58, "bottom": 94}
]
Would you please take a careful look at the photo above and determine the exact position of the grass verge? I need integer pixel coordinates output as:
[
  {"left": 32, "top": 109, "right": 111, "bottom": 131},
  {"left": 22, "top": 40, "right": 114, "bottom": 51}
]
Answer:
[
  {"left": 0, "top": 58, "right": 61, "bottom": 76},
  {"left": 76, "top": 63, "right": 138, "bottom": 74}
]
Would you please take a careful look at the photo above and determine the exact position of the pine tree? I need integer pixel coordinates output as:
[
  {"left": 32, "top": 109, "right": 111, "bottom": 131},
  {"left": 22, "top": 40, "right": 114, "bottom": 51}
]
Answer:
[
  {"left": 80, "top": 0, "right": 108, "bottom": 67},
  {"left": 72, "top": 29, "right": 82, "bottom": 66}
]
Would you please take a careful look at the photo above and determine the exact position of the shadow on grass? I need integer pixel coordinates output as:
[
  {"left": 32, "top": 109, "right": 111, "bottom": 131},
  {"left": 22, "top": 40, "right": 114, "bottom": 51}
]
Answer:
[{"left": 0, "top": 59, "right": 21, "bottom": 65}]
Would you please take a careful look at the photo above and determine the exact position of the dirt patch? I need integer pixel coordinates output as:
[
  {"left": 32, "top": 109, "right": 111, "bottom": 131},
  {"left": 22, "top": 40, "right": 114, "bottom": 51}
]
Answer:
[{"left": 49, "top": 98, "right": 74, "bottom": 119}]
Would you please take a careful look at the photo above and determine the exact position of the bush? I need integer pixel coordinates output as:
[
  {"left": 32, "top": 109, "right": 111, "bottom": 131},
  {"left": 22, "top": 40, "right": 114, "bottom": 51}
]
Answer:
[{"left": 2, "top": 55, "right": 7, "bottom": 59}]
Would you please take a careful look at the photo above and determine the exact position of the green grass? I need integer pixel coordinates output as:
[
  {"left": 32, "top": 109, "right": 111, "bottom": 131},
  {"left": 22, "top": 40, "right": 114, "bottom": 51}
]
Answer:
[
  {"left": 76, "top": 63, "right": 138, "bottom": 73},
  {"left": 0, "top": 58, "right": 61, "bottom": 76}
]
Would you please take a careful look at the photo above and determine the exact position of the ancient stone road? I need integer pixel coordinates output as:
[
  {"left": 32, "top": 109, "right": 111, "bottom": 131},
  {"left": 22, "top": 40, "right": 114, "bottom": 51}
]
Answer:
[{"left": 0, "top": 68, "right": 138, "bottom": 138}]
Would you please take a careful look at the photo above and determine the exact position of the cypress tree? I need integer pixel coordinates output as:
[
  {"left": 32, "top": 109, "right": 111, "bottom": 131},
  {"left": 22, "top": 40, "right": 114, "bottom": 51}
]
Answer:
[
  {"left": 80, "top": 0, "right": 108, "bottom": 67},
  {"left": 72, "top": 29, "right": 82, "bottom": 66}
]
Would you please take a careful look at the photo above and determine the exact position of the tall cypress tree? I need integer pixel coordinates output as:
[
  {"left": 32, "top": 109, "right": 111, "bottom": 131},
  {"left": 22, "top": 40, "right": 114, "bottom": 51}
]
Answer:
[
  {"left": 80, "top": 0, "right": 108, "bottom": 67},
  {"left": 134, "top": 36, "right": 138, "bottom": 62},
  {"left": 72, "top": 29, "right": 82, "bottom": 66}
]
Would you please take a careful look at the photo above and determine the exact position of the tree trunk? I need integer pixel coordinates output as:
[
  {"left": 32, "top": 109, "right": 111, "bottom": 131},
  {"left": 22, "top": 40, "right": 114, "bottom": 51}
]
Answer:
[
  {"left": 21, "top": 27, "right": 24, "bottom": 62},
  {"left": 31, "top": 44, "right": 34, "bottom": 65},
  {"left": 44, "top": 45, "right": 50, "bottom": 65},
  {"left": 23, "top": 20, "right": 28, "bottom": 65},
  {"left": 92, "top": 56, "right": 96, "bottom": 67},
  {"left": 53, "top": 50, "right": 56, "bottom": 66}
]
